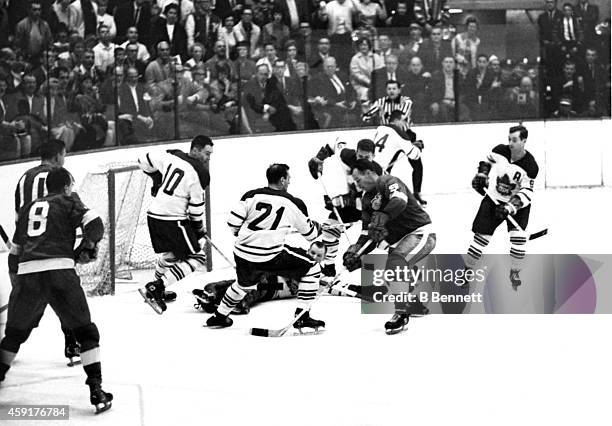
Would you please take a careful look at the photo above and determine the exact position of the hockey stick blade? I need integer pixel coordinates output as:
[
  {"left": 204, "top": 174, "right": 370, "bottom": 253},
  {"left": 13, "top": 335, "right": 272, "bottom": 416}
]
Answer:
[{"left": 529, "top": 228, "right": 548, "bottom": 240}]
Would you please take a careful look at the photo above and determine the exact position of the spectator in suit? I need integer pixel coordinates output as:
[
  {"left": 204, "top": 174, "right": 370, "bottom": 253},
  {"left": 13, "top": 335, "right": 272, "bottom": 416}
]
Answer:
[
  {"left": 205, "top": 39, "right": 236, "bottom": 79},
  {"left": 186, "top": 0, "right": 222, "bottom": 58},
  {"left": 42, "top": 76, "right": 77, "bottom": 151},
  {"left": 214, "top": 0, "right": 245, "bottom": 21},
  {"left": 503, "top": 75, "right": 539, "bottom": 120},
  {"left": 253, "top": 0, "right": 274, "bottom": 27},
  {"left": 233, "top": 41, "right": 257, "bottom": 84},
  {"left": 119, "top": 27, "right": 151, "bottom": 62},
  {"left": 403, "top": 56, "right": 430, "bottom": 122},
  {"left": 308, "top": 56, "right": 356, "bottom": 128},
  {"left": 370, "top": 54, "right": 407, "bottom": 101},
  {"left": 377, "top": 34, "right": 399, "bottom": 63},
  {"left": 463, "top": 54, "right": 495, "bottom": 121},
  {"left": 6, "top": 73, "right": 45, "bottom": 157},
  {"left": 262, "top": 7, "right": 290, "bottom": 50},
  {"left": 232, "top": 7, "right": 260, "bottom": 57},
  {"left": 398, "top": 23, "right": 424, "bottom": 68},
  {"left": 153, "top": 3, "right": 188, "bottom": 62},
  {"left": 573, "top": 0, "right": 598, "bottom": 47},
  {"left": 96, "top": 0, "right": 117, "bottom": 40},
  {"left": 385, "top": 1, "right": 414, "bottom": 27},
  {"left": 274, "top": 0, "right": 308, "bottom": 35},
  {"left": 552, "top": 59, "right": 586, "bottom": 112},
  {"left": 74, "top": 48, "right": 101, "bottom": 87},
  {"left": 428, "top": 56, "right": 469, "bottom": 122},
  {"left": 241, "top": 63, "right": 274, "bottom": 133},
  {"left": 260, "top": 59, "right": 297, "bottom": 131},
  {"left": 114, "top": 0, "right": 152, "bottom": 45},
  {"left": 124, "top": 42, "right": 147, "bottom": 81},
  {"left": 145, "top": 41, "right": 173, "bottom": 87},
  {"left": 117, "top": 65, "right": 154, "bottom": 144},
  {"left": 14, "top": 0, "right": 53, "bottom": 63},
  {"left": 538, "top": 0, "right": 562, "bottom": 46},
  {"left": 557, "top": 3, "right": 583, "bottom": 51},
  {"left": 419, "top": 24, "right": 452, "bottom": 73},
  {"left": 309, "top": 37, "right": 332, "bottom": 74},
  {"left": 580, "top": 47, "right": 606, "bottom": 105},
  {"left": 256, "top": 42, "right": 279, "bottom": 76}
]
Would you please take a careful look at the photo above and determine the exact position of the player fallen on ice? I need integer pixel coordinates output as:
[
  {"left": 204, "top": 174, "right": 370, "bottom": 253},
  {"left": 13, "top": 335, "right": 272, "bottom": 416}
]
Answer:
[
  {"left": 138, "top": 135, "right": 213, "bottom": 314},
  {"left": 343, "top": 159, "right": 436, "bottom": 334},
  {"left": 206, "top": 164, "right": 325, "bottom": 332},
  {"left": 465, "top": 124, "right": 539, "bottom": 290},
  {"left": 0, "top": 168, "right": 113, "bottom": 414}
]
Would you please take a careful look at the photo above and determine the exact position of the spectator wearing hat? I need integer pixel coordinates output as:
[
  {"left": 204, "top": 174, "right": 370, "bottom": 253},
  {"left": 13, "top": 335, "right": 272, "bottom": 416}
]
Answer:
[{"left": 552, "top": 96, "right": 577, "bottom": 117}]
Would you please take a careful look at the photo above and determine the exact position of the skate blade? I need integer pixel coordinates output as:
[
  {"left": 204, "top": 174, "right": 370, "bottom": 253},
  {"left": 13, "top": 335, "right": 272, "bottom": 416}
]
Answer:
[
  {"left": 385, "top": 324, "right": 408, "bottom": 335},
  {"left": 94, "top": 401, "right": 112, "bottom": 414},
  {"left": 138, "top": 288, "right": 164, "bottom": 315},
  {"left": 67, "top": 358, "right": 82, "bottom": 367},
  {"left": 293, "top": 327, "right": 325, "bottom": 336}
]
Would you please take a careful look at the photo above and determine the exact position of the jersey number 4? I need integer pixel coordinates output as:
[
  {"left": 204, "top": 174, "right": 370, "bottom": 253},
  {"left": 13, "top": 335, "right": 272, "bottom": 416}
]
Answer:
[
  {"left": 248, "top": 202, "right": 285, "bottom": 231},
  {"left": 27, "top": 201, "right": 49, "bottom": 237},
  {"left": 374, "top": 134, "right": 388, "bottom": 153}
]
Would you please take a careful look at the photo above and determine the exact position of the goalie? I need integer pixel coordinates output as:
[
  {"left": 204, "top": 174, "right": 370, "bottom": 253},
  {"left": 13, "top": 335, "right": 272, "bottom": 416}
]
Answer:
[{"left": 137, "top": 135, "right": 213, "bottom": 314}]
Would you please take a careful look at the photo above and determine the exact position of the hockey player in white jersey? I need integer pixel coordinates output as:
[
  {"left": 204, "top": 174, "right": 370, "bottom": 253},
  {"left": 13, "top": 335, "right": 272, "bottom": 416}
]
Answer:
[
  {"left": 138, "top": 135, "right": 213, "bottom": 314},
  {"left": 466, "top": 125, "right": 539, "bottom": 289},
  {"left": 206, "top": 164, "right": 324, "bottom": 330}
]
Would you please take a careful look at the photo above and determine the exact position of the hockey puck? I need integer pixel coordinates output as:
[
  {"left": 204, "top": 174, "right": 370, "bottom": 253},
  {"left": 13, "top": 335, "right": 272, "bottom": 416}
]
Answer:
[{"left": 250, "top": 328, "right": 269, "bottom": 337}]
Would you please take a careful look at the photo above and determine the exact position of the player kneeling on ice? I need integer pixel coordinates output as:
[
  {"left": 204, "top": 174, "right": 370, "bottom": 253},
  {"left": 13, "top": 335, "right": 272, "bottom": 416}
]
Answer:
[
  {"left": 343, "top": 159, "right": 436, "bottom": 334},
  {"left": 207, "top": 164, "right": 324, "bottom": 332},
  {"left": 138, "top": 135, "right": 213, "bottom": 314},
  {"left": 0, "top": 168, "right": 112, "bottom": 414},
  {"left": 465, "top": 125, "right": 539, "bottom": 290}
]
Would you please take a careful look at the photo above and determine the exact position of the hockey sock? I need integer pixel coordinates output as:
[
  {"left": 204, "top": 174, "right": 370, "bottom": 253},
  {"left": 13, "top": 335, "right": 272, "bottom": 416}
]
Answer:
[
  {"left": 160, "top": 253, "right": 207, "bottom": 286},
  {"left": 217, "top": 281, "right": 249, "bottom": 316},
  {"left": 155, "top": 252, "right": 177, "bottom": 281},
  {"left": 509, "top": 231, "right": 527, "bottom": 270},
  {"left": 322, "top": 219, "right": 342, "bottom": 267},
  {"left": 466, "top": 234, "right": 491, "bottom": 268},
  {"left": 296, "top": 264, "right": 321, "bottom": 309},
  {"left": 409, "top": 158, "right": 423, "bottom": 194}
]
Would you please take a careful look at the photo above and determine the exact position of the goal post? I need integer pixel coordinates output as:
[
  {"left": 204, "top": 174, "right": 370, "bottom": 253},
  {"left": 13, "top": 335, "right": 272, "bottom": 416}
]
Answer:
[{"left": 77, "top": 163, "right": 212, "bottom": 296}]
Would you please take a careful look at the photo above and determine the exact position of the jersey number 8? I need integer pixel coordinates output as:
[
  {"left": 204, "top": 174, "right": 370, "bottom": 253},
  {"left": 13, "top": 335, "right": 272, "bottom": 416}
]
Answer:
[{"left": 27, "top": 201, "right": 49, "bottom": 237}]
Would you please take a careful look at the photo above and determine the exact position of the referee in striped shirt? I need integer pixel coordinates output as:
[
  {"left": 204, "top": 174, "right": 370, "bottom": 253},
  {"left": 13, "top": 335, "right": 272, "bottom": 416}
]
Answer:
[{"left": 362, "top": 80, "right": 413, "bottom": 125}]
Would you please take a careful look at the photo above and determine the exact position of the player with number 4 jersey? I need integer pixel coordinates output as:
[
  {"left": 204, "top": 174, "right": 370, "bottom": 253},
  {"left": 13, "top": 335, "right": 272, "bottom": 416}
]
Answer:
[{"left": 137, "top": 135, "right": 213, "bottom": 314}]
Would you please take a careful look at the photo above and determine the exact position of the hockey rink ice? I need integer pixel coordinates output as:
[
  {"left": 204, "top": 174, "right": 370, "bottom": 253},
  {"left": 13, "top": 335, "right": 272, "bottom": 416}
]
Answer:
[{"left": 1, "top": 186, "right": 611, "bottom": 426}]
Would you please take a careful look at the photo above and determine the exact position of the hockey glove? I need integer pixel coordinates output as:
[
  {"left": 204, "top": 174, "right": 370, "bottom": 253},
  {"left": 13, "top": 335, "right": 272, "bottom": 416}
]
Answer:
[
  {"left": 412, "top": 140, "right": 424, "bottom": 150},
  {"left": 148, "top": 171, "right": 163, "bottom": 197},
  {"left": 308, "top": 157, "right": 323, "bottom": 179},
  {"left": 495, "top": 197, "right": 522, "bottom": 219},
  {"left": 74, "top": 239, "right": 98, "bottom": 264},
  {"left": 471, "top": 173, "right": 489, "bottom": 195},
  {"left": 342, "top": 244, "right": 363, "bottom": 272},
  {"left": 191, "top": 221, "right": 207, "bottom": 239},
  {"left": 368, "top": 212, "right": 390, "bottom": 243},
  {"left": 324, "top": 194, "right": 355, "bottom": 210}
]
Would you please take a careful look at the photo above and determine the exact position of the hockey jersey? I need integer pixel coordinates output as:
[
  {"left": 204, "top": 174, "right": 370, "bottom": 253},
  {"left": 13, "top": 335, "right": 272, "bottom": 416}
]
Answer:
[
  {"left": 372, "top": 124, "right": 421, "bottom": 174},
  {"left": 227, "top": 187, "right": 319, "bottom": 262},
  {"left": 361, "top": 175, "right": 431, "bottom": 245},
  {"left": 486, "top": 144, "right": 539, "bottom": 207},
  {"left": 12, "top": 193, "right": 102, "bottom": 275},
  {"left": 14, "top": 164, "right": 54, "bottom": 220},
  {"left": 139, "top": 150, "right": 209, "bottom": 225}
]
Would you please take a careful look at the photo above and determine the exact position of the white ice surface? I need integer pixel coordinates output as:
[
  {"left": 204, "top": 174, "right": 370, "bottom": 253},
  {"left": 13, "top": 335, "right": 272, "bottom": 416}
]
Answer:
[{"left": 1, "top": 187, "right": 611, "bottom": 426}]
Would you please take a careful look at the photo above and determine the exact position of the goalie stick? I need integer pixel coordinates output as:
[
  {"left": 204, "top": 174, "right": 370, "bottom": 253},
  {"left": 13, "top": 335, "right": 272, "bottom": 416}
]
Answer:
[
  {"left": 484, "top": 189, "right": 548, "bottom": 240},
  {"left": 250, "top": 240, "right": 373, "bottom": 337}
]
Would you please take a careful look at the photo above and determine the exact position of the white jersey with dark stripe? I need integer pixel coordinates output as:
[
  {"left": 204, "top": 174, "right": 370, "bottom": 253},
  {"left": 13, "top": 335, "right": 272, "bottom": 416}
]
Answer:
[
  {"left": 373, "top": 124, "right": 421, "bottom": 174},
  {"left": 486, "top": 144, "right": 539, "bottom": 206},
  {"left": 227, "top": 187, "right": 319, "bottom": 262},
  {"left": 138, "top": 150, "right": 206, "bottom": 222}
]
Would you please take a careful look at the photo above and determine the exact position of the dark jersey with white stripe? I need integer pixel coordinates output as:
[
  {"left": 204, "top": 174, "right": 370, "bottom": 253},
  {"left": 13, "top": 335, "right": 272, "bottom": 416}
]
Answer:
[
  {"left": 227, "top": 187, "right": 319, "bottom": 262},
  {"left": 14, "top": 164, "right": 55, "bottom": 220},
  {"left": 362, "top": 175, "right": 431, "bottom": 244}
]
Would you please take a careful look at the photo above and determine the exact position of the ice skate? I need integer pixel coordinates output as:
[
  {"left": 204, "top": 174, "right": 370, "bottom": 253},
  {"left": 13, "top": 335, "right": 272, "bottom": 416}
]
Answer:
[
  {"left": 384, "top": 312, "right": 409, "bottom": 335},
  {"left": 414, "top": 193, "right": 427, "bottom": 206},
  {"left": 65, "top": 342, "right": 81, "bottom": 367},
  {"left": 163, "top": 290, "right": 177, "bottom": 302},
  {"left": 205, "top": 311, "right": 233, "bottom": 328},
  {"left": 510, "top": 268, "right": 522, "bottom": 291},
  {"left": 90, "top": 384, "right": 113, "bottom": 414},
  {"left": 139, "top": 279, "right": 167, "bottom": 314},
  {"left": 294, "top": 309, "right": 325, "bottom": 334}
]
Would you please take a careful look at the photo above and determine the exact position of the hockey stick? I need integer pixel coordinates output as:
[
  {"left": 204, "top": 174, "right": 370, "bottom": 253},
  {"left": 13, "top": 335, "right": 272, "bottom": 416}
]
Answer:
[
  {"left": 204, "top": 234, "right": 236, "bottom": 268},
  {"left": 318, "top": 177, "right": 352, "bottom": 245},
  {"left": 484, "top": 189, "right": 548, "bottom": 240},
  {"left": 0, "top": 223, "right": 11, "bottom": 251},
  {"left": 250, "top": 240, "right": 373, "bottom": 337}
]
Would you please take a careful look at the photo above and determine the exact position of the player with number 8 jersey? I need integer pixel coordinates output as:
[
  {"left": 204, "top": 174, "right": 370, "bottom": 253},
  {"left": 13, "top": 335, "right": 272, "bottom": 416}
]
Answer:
[{"left": 137, "top": 135, "right": 213, "bottom": 314}]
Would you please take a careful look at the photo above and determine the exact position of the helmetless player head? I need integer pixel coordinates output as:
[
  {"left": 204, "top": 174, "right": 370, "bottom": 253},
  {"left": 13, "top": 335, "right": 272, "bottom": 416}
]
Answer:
[
  {"left": 507, "top": 125, "right": 528, "bottom": 160},
  {"left": 266, "top": 163, "right": 291, "bottom": 191},
  {"left": 46, "top": 167, "right": 74, "bottom": 196},
  {"left": 356, "top": 138, "right": 375, "bottom": 161},
  {"left": 189, "top": 134, "right": 214, "bottom": 164},
  {"left": 351, "top": 159, "right": 381, "bottom": 192},
  {"left": 40, "top": 139, "right": 66, "bottom": 167},
  {"left": 307, "top": 241, "right": 326, "bottom": 263}
]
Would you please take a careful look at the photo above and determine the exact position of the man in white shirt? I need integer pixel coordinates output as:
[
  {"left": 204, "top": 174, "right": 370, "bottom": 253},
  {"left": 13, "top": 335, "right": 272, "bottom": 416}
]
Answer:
[
  {"left": 53, "top": 0, "right": 85, "bottom": 37},
  {"left": 96, "top": 0, "right": 117, "bottom": 40},
  {"left": 93, "top": 25, "right": 117, "bottom": 74},
  {"left": 318, "top": 0, "right": 358, "bottom": 35},
  {"left": 120, "top": 27, "right": 151, "bottom": 62}
]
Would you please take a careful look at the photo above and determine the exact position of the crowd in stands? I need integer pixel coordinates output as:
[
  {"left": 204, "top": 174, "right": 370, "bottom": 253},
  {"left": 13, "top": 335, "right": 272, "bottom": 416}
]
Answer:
[{"left": 0, "top": 0, "right": 610, "bottom": 161}]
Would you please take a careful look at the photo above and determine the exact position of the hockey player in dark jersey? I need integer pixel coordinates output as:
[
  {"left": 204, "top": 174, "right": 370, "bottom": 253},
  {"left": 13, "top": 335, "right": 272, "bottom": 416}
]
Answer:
[
  {"left": 307, "top": 138, "right": 380, "bottom": 277},
  {"left": 1, "top": 168, "right": 113, "bottom": 414},
  {"left": 466, "top": 125, "right": 539, "bottom": 290},
  {"left": 9, "top": 139, "right": 81, "bottom": 365},
  {"left": 343, "top": 159, "right": 436, "bottom": 334}
]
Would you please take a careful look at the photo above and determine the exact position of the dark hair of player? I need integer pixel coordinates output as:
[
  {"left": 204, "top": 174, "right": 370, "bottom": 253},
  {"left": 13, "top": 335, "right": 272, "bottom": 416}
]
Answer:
[
  {"left": 352, "top": 159, "right": 380, "bottom": 175},
  {"left": 191, "top": 135, "right": 213, "bottom": 150},
  {"left": 311, "top": 241, "right": 326, "bottom": 252},
  {"left": 46, "top": 167, "right": 73, "bottom": 194},
  {"left": 386, "top": 79, "right": 399, "bottom": 88},
  {"left": 40, "top": 139, "right": 66, "bottom": 160},
  {"left": 356, "top": 139, "right": 375, "bottom": 153},
  {"left": 266, "top": 163, "right": 290, "bottom": 184},
  {"left": 388, "top": 109, "right": 404, "bottom": 123},
  {"left": 509, "top": 125, "right": 528, "bottom": 140}
]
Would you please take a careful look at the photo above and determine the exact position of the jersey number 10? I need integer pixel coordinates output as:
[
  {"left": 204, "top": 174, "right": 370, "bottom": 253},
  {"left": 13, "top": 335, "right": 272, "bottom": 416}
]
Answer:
[{"left": 162, "top": 165, "right": 185, "bottom": 196}]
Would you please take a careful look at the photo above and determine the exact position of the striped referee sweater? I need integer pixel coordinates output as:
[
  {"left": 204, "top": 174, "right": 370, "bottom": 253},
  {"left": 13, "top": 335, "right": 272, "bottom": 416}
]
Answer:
[{"left": 363, "top": 95, "right": 413, "bottom": 124}]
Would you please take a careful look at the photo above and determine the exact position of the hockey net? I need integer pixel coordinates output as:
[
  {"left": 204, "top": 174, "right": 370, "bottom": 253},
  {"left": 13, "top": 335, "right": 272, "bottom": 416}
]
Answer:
[{"left": 76, "top": 163, "right": 212, "bottom": 296}]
